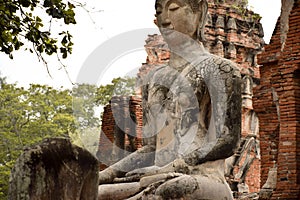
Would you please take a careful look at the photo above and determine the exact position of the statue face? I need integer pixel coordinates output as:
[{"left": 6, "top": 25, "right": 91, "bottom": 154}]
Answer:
[{"left": 155, "top": 0, "right": 200, "bottom": 39}]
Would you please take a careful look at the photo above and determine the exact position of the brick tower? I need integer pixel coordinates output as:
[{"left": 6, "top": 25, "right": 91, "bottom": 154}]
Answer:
[{"left": 253, "top": 0, "right": 300, "bottom": 199}]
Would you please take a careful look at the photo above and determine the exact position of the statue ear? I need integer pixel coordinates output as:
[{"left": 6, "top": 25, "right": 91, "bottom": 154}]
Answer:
[{"left": 197, "top": 0, "right": 208, "bottom": 41}]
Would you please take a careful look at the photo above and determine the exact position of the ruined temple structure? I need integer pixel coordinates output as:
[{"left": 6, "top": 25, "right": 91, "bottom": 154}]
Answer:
[
  {"left": 98, "top": 96, "right": 143, "bottom": 170},
  {"left": 98, "top": 0, "right": 264, "bottom": 198},
  {"left": 253, "top": 0, "right": 300, "bottom": 199}
]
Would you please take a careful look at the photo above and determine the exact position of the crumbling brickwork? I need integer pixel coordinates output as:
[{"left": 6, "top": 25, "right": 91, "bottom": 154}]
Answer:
[
  {"left": 98, "top": 96, "right": 142, "bottom": 170},
  {"left": 253, "top": 0, "right": 300, "bottom": 199}
]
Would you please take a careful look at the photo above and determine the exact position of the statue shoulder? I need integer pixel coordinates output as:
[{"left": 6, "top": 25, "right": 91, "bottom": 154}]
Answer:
[
  {"left": 207, "top": 55, "right": 241, "bottom": 78},
  {"left": 141, "top": 64, "right": 168, "bottom": 84}
]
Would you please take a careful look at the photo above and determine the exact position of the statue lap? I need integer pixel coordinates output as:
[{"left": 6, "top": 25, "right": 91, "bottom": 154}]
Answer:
[{"left": 99, "top": 160, "right": 233, "bottom": 200}]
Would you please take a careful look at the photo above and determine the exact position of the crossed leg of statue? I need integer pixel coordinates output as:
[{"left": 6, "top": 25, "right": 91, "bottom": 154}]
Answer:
[{"left": 98, "top": 173, "right": 233, "bottom": 200}]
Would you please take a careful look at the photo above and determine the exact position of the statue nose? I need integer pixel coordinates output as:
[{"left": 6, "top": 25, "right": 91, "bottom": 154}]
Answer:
[{"left": 161, "top": 18, "right": 173, "bottom": 28}]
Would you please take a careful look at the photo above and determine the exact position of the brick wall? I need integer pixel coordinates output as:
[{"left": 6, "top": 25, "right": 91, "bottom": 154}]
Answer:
[{"left": 253, "top": 0, "right": 300, "bottom": 199}]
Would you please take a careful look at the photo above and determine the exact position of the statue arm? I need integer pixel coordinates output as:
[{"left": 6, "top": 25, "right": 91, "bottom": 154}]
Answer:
[
  {"left": 184, "top": 59, "right": 242, "bottom": 165},
  {"left": 99, "top": 138, "right": 156, "bottom": 184}
]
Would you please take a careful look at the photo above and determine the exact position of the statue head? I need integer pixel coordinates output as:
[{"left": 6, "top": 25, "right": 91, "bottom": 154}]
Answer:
[{"left": 155, "top": 0, "right": 208, "bottom": 41}]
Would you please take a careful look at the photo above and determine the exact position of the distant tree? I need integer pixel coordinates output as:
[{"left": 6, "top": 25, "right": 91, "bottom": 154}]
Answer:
[
  {"left": 71, "top": 83, "right": 104, "bottom": 156},
  {"left": 71, "top": 77, "right": 136, "bottom": 155},
  {"left": 0, "top": 82, "right": 29, "bottom": 199},
  {"left": 24, "top": 84, "right": 76, "bottom": 138},
  {"left": 72, "top": 83, "right": 100, "bottom": 130},
  {"left": 0, "top": 0, "right": 76, "bottom": 62},
  {"left": 96, "top": 76, "right": 137, "bottom": 106},
  {"left": 70, "top": 77, "right": 137, "bottom": 154}
]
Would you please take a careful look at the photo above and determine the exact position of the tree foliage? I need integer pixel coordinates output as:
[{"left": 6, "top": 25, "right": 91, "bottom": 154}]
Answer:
[
  {"left": 0, "top": 0, "right": 76, "bottom": 60},
  {"left": 96, "top": 76, "right": 137, "bottom": 106},
  {"left": 70, "top": 77, "right": 136, "bottom": 153},
  {"left": 0, "top": 76, "right": 136, "bottom": 198},
  {"left": 0, "top": 80, "right": 101, "bottom": 199},
  {"left": 0, "top": 82, "right": 77, "bottom": 198},
  {"left": 72, "top": 83, "right": 100, "bottom": 130},
  {"left": 70, "top": 83, "right": 101, "bottom": 155}
]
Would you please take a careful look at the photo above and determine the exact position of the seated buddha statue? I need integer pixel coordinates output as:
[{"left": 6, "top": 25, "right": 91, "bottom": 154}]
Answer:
[{"left": 98, "top": 0, "right": 242, "bottom": 199}]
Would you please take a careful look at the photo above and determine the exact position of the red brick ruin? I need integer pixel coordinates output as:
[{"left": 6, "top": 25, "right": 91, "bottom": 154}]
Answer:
[
  {"left": 253, "top": 0, "right": 300, "bottom": 199},
  {"left": 98, "top": 96, "right": 143, "bottom": 170},
  {"left": 98, "top": 0, "right": 300, "bottom": 199}
]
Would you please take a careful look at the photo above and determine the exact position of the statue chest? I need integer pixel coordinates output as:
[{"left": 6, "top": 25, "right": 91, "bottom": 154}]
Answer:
[{"left": 145, "top": 66, "right": 211, "bottom": 166}]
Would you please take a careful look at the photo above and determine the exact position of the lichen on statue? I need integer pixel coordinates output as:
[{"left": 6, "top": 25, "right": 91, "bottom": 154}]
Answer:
[{"left": 98, "top": 0, "right": 242, "bottom": 199}]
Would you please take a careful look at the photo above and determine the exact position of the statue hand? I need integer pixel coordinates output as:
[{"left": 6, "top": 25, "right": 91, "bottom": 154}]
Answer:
[
  {"left": 183, "top": 152, "right": 198, "bottom": 166},
  {"left": 172, "top": 158, "right": 190, "bottom": 174},
  {"left": 98, "top": 167, "right": 117, "bottom": 184},
  {"left": 184, "top": 148, "right": 208, "bottom": 166},
  {"left": 126, "top": 166, "right": 161, "bottom": 177},
  {"left": 146, "top": 159, "right": 190, "bottom": 175},
  {"left": 125, "top": 159, "right": 190, "bottom": 180}
]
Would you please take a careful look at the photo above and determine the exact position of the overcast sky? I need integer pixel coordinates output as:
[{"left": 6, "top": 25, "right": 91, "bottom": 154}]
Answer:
[{"left": 0, "top": 0, "right": 281, "bottom": 89}]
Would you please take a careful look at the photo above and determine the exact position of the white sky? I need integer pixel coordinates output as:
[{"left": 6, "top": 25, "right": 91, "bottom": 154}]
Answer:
[{"left": 0, "top": 0, "right": 281, "bottom": 89}]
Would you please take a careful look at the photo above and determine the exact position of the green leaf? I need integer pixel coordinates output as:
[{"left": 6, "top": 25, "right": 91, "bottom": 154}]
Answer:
[
  {"left": 68, "top": 2, "right": 75, "bottom": 9},
  {"left": 61, "top": 36, "right": 68, "bottom": 45},
  {"left": 43, "top": 0, "right": 52, "bottom": 7},
  {"left": 19, "top": 0, "right": 31, "bottom": 7}
]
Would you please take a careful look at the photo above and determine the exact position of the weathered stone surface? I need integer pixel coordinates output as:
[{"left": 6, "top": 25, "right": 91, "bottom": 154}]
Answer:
[
  {"left": 98, "top": 182, "right": 140, "bottom": 200},
  {"left": 155, "top": 175, "right": 233, "bottom": 200},
  {"left": 9, "top": 138, "right": 99, "bottom": 200},
  {"left": 261, "top": 167, "right": 277, "bottom": 190},
  {"left": 258, "top": 167, "right": 277, "bottom": 200},
  {"left": 140, "top": 173, "right": 171, "bottom": 188}
]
